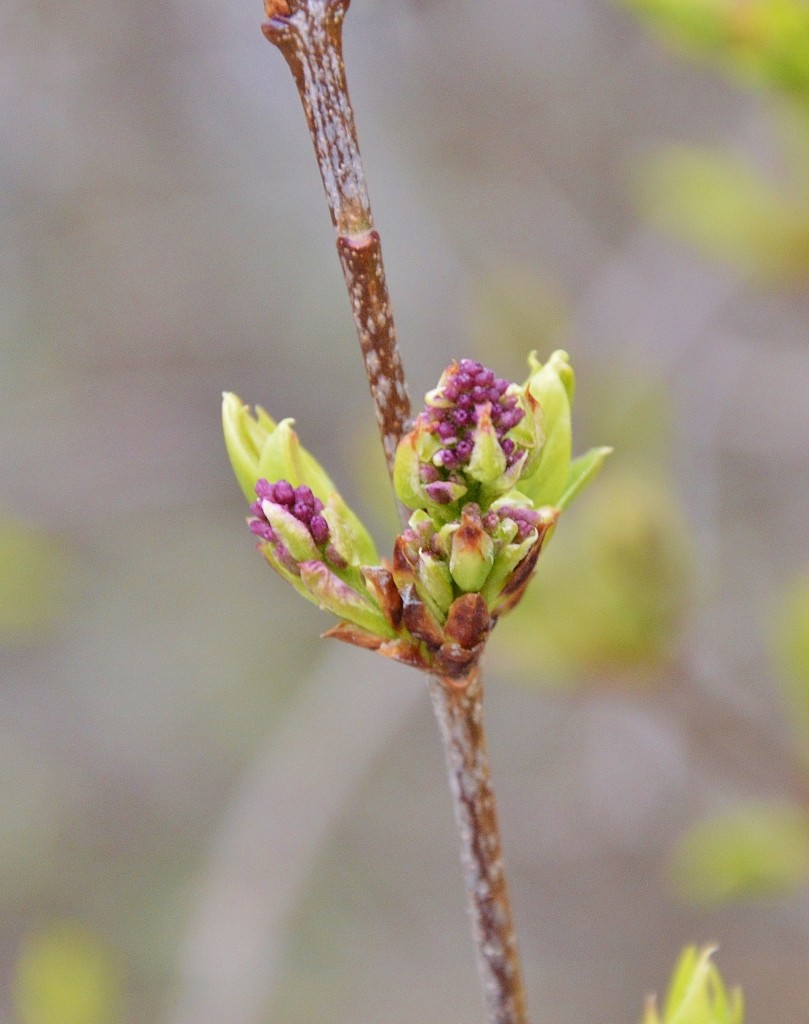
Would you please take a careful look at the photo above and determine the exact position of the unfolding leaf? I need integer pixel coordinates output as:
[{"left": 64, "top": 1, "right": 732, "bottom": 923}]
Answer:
[
  {"left": 644, "top": 944, "right": 743, "bottom": 1024},
  {"left": 671, "top": 802, "right": 809, "bottom": 904},
  {"left": 639, "top": 147, "right": 809, "bottom": 280}
]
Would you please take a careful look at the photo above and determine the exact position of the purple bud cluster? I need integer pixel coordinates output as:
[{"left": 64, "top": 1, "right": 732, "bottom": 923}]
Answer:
[
  {"left": 249, "top": 478, "right": 331, "bottom": 546},
  {"left": 401, "top": 502, "right": 540, "bottom": 569},
  {"left": 423, "top": 359, "right": 524, "bottom": 476},
  {"left": 496, "top": 505, "right": 541, "bottom": 540},
  {"left": 477, "top": 503, "right": 540, "bottom": 541}
]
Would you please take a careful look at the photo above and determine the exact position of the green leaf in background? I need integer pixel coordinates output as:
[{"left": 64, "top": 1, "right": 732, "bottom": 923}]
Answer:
[
  {"left": 621, "top": 0, "right": 809, "bottom": 101},
  {"left": 638, "top": 147, "right": 809, "bottom": 280},
  {"left": 470, "top": 265, "right": 570, "bottom": 375},
  {"left": 0, "top": 516, "right": 75, "bottom": 647},
  {"left": 494, "top": 472, "right": 692, "bottom": 687},
  {"left": 773, "top": 573, "right": 809, "bottom": 760},
  {"left": 13, "top": 921, "right": 124, "bottom": 1024},
  {"left": 557, "top": 446, "right": 614, "bottom": 510},
  {"left": 671, "top": 801, "right": 809, "bottom": 904},
  {"left": 643, "top": 945, "right": 743, "bottom": 1024}
]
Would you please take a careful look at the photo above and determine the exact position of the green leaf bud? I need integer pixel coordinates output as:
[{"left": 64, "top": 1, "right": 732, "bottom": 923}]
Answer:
[
  {"left": 418, "top": 551, "right": 455, "bottom": 616},
  {"left": 449, "top": 508, "right": 495, "bottom": 592},
  {"left": 645, "top": 945, "right": 743, "bottom": 1024},
  {"left": 222, "top": 394, "right": 338, "bottom": 505},
  {"left": 257, "top": 417, "right": 336, "bottom": 502},
  {"left": 467, "top": 403, "right": 508, "bottom": 485},
  {"left": 520, "top": 350, "right": 574, "bottom": 507},
  {"left": 392, "top": 431, "right": 425, "bottom": 510},
  {"left": 222, "top": 392, "right": 278, "bottom": 503}
]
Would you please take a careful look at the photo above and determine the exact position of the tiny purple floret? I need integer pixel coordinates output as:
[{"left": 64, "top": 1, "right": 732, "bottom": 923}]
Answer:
[
  {"left": 248, "top": 477, "right": 332, "bottom": 553},
  {"left": 425, "top": 481, "right": 460, "bottom": 505},
  {"left": 310, "top": 514, "right": 330, "bottom": 545}
]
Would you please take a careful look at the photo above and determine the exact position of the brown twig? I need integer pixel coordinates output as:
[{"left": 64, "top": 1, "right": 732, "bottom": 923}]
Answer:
[
  {"left": 430, "top": 669, "right": 529, "bottom": 1024},
  {"left": 261, "top": 4, "right": 530, "bottom": 1021},
  {"left": 262, "top": 0, "right": 410, "bottom": 472}
]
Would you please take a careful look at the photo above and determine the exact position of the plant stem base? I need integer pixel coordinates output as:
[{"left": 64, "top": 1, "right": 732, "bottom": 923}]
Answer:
[{"left": 429, "top": 671, "right": 529, "bottom": 1024}]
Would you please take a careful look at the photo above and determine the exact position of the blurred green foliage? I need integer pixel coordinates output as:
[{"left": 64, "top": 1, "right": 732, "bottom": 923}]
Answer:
[
  {"left": 643, "top": 945, "right": 743, "bottom": 1024},
  {"left": 468, "top": 268, "right": 693, "bottom": 688},
  {"left": 671, "top": 573, "right": 809, "bottom": 905},
  {"left": 0, "top": 516, "right": 76, "bottom": 647},
  {"left": 671, "top": 801, "right": 809, "bottom": 903},
  {"left": 773, "top": 572, "right": 809, "bottom": 760},
  {"left": 622, "top": 0, "right": 809, "bottom": 282},
  {"left": 623, "top": 0, "right": 809, "bottom": 97},
  {"left": 13, "top": 921, "right": 124, "bottom": 1024},
  {"left": 639, "top": 146, "right": 809, "bottom": 279},
  {"left": 470, "top": 267, "right": 570, "bottom": 375},
  {"left": 495, "top": 472, "right": 692, "bottom": 687}
]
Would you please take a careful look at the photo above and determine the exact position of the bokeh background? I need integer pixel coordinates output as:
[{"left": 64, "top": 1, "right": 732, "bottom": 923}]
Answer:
[{"left": 3, "top": 0, "right": 809, "bottom": 1021}]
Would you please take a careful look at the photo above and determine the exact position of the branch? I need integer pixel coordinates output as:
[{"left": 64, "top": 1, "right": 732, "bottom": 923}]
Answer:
[
  {"left": 262, "top": 0, "right": 411, "bottom": 473},
  {"left": 260, "top": 5, "right": 531, "bottom": 1022},
  {"left": 429, "top": 670, "right": 529, "bottom": 1024}
]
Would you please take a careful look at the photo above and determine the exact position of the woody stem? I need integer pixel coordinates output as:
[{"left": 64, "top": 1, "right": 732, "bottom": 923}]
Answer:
[
  {"left": 262, "top": 0, "right": 411, "bottom": 473},
  {"left": 429, "top": 670, "right": 529, "bottom": 1024},
  {"left": 262, "top": 3, "right": 530, "bottom": 1022}
]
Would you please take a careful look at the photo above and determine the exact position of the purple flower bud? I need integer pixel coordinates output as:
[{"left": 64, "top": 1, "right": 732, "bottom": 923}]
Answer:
[
  {"left": 417, "top": 360, "right": 532, "bottom": 479},
  {"left": 397, "top": 358, "right": 539, "bottom": 512},
  {"left": 455, "top": 439, "right": 473, "bottom": 461},
  {"left": 255, "top": 478, "right": 275, "bottom": 501},
  {"left": 274, "top": 480, "right": 295, "bottom": 506},
  {"left": 498, "top": 505, "right": 541, "bottom": 539},
  {"left": 310, "top": 514, "right": 330, "bottom": 545},
  {"left": 293, "top": 499, "right": 312, "bottom": 523},
  {"left": 425, "top": 481, "right": 460, "bottom": 505},
  {"left": 436, "top": 421, "right": 456, "bottom": 441},
  {"left": 249, "top": 518, "right": 276, "bottom": 542},
  {"left": 249, "top": 477, "right": 332, "bottom": 556}
]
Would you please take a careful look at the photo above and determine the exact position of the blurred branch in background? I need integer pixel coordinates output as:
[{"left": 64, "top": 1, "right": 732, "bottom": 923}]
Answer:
[
  {"left": 670, "top": 573, "right": 809, "bottom": 906},
  {"left": 166, "top": 646, "right": 421, "bottom": 1024}
]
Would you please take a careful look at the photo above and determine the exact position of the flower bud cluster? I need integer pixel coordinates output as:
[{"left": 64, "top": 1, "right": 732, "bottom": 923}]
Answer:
[
  {"left": 393, "top": 359, "right": 544, "bottom": 518},
  {"left": 249, "top": 479, "right": 336, "bottom": 573},
  {"left": 424, "top": 359, "right": 524, "bottom": 473},
  {"left": 223, "top": 350, "right": 610, "bottom": 681},
  {"left": 223, "top": 395, "right": 398, "bottom": 642}
]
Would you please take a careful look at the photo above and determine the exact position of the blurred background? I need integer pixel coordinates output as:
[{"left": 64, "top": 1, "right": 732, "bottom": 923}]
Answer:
[{"left": 3, "top": 0, "right": 809, "bottom": 1021}]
